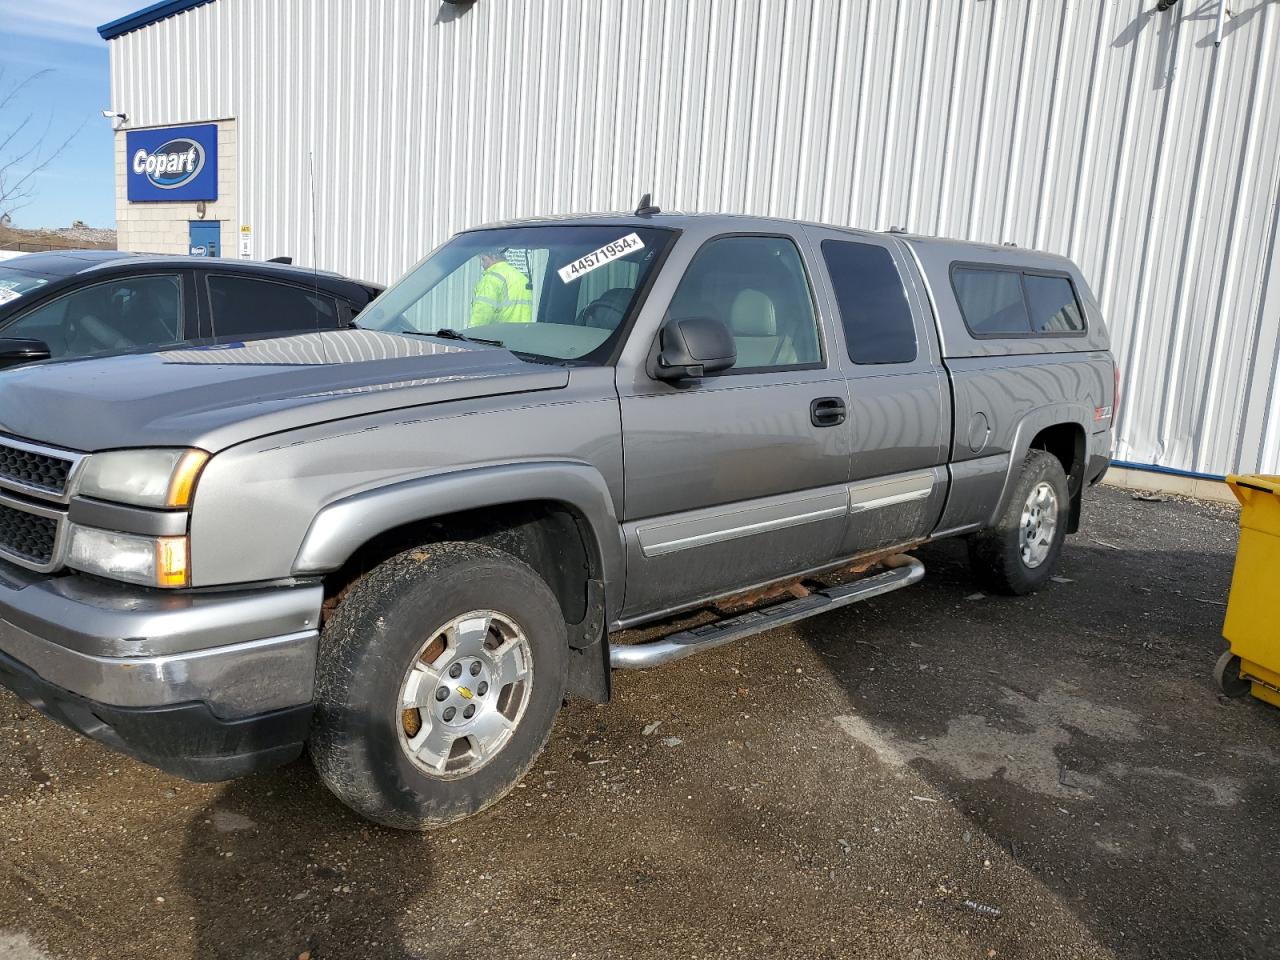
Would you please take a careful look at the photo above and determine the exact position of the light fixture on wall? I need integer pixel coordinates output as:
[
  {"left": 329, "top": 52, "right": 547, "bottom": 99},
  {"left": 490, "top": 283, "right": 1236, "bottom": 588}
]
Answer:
[
  {"left": 1157, "top": 0, "right": 1229, "bottom": 48},
  {"left": 100, "top": 109, "right": 128, "bottom": 130},
  {"left": 196, "top": 201, "right": 208, "bottom": 220},
  {"left": 437, "top": 0, "right": 475, "bottom": 19}
]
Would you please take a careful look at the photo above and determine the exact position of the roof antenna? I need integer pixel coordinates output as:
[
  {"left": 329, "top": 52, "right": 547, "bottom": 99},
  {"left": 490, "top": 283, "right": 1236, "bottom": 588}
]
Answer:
[
  {"left": 634, "top": 192, "right": 661, "bottom": 217},
  {"left": 309, "top": 150, "right": 329, "bottom": 362}
]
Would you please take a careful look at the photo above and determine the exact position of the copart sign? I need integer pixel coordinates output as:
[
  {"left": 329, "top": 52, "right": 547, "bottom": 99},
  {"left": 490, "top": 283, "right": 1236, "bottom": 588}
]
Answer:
[{"left": 126, "top": 123, "right": 218, "bottom": 202}]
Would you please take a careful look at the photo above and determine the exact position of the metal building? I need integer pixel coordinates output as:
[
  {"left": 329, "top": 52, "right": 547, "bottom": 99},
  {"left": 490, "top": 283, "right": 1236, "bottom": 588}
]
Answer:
[{"left": 101, "top": 0, "right": 1280, "bottom": 481}]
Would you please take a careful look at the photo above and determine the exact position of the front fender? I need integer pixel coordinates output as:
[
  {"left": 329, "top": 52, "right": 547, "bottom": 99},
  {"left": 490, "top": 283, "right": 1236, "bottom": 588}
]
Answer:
[{"left": 292, "top": 460, "right": 626, "bottom": 618}]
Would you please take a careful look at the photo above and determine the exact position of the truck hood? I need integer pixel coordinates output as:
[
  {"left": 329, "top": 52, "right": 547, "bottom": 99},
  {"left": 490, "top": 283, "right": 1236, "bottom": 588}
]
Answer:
[{"left": 0, "top": 329, "right": 570, "bottom": 453}]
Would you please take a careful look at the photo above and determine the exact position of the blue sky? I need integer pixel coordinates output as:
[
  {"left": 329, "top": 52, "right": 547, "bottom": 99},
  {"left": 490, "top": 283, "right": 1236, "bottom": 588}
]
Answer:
[{"left": 0, "top": 0, "right": 139, "bottom": 230}]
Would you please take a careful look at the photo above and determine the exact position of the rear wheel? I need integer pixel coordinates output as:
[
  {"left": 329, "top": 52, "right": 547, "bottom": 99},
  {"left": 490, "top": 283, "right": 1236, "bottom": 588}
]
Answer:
[
  {"left": 309, "top": 542, "right": 568, "bottom": 829},
  {"left": 968, "top": 449, "right": 1070, "bottom": 595}
]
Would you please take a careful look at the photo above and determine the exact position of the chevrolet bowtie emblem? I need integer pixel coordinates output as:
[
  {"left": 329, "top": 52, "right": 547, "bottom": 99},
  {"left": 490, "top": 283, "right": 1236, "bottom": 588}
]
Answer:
[{"left": 457, "top": 686, "right": 474, "bottom": 700}]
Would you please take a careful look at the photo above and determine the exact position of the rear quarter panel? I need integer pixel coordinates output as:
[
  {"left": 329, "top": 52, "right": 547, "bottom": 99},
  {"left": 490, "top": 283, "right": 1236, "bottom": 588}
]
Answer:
[
  {"left": 901, "top": 237, "right": 1114, "bottom": 533},
  {"left": 941, "top": 353, "right": 1111, "bottom": 530}
]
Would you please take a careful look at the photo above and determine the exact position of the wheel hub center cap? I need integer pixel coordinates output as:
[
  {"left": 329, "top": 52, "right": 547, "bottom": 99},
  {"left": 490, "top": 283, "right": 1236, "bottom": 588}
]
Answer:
[{"left": 434, "top": 655, "right": 493, "bottom": 726}]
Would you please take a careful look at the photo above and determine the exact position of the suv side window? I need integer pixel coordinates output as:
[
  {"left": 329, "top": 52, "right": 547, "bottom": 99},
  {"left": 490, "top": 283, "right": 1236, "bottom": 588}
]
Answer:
[
  {"left": 821, "top": 240, "right": 917, "bottom": 364},
  {"left": 3, "top": 274, "right": 183, "bottom": 358},
  {"left": 207, "top": 275, "right": 338, "bottom": 339},
  {"left": 667, "top": 235, "right": 821, "bottom": 371}
]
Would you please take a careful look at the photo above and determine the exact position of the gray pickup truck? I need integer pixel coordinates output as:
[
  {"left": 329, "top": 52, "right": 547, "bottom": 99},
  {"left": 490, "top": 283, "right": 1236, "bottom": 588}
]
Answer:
[{"left": 0, "top": 212, "right": 1115, "bottom": 828}]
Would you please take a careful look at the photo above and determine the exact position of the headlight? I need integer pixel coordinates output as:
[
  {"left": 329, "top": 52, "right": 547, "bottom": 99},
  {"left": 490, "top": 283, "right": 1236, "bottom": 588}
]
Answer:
[
  {"left": 66, "top": 525, "right": 189, "bottom": 588},
  {"left": 77, "top": 448, "right": 209, "bottom": 508}
]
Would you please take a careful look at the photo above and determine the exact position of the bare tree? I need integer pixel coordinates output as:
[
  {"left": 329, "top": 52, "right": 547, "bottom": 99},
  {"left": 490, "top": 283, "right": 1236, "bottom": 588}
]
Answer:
[{"left": 0, "top": 68, "right": 85, "bottom": 224}]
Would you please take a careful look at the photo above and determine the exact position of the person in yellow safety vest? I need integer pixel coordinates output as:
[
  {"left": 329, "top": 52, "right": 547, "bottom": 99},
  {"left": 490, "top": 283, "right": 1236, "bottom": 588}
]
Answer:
[{"left": 469, "top": 249, "right": 533, "bottom": 327}]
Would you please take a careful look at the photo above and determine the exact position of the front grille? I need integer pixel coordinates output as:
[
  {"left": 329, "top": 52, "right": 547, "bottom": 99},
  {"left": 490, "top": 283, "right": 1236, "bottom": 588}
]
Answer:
[
  {"left": 0, "top": 443, "right": 73, "bottom": 495},
  {"left": 0, "top": 500, "right": 57, "bottom": 565}
]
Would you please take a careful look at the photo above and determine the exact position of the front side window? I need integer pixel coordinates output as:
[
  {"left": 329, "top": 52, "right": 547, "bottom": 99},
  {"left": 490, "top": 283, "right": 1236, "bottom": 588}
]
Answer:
[
  {"left": 821, "top": 240, "right": 917, "bottom": 364},
  {"left": 2, "top": 274, "right": 182, "bottom": 358},
  {"left": 207, "top": 275, "right": 338, "bottom": 339},
  {"left": 357, "top": 226, "right": 675, "bottom": 363},
  {"left": 667, "top": 235, "right": 821, "bottom": 372}
]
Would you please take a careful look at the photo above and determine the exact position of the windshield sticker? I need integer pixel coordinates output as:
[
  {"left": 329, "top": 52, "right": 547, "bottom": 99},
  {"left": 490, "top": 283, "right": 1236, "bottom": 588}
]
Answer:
[
  {"left": 0, "top": 287, "right": 21, "bottom": 306},
  {"left": 557, "top": 233, "right": 645, "bottom": 283}
]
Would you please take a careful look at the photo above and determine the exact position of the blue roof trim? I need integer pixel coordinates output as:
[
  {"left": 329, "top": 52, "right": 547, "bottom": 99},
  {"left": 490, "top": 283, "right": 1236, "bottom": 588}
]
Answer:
[{"left": 98, "top": 0, "right": 216, "bottom": 40}]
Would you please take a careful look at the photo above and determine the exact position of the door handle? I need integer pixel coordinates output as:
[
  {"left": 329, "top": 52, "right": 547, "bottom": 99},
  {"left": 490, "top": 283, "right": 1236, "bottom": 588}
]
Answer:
[{"left": 810, "top": 397, "right": 847, "bottom": 427}]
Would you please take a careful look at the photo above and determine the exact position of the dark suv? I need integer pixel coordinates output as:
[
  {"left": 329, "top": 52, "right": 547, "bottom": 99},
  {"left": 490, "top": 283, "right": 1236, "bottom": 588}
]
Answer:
[{"left": 0, "top": 250, "right": 382, "bottom": 364}]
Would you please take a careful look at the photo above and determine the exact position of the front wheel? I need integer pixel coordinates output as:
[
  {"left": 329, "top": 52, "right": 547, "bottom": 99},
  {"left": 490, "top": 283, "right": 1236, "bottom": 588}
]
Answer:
[
  {"left": 968, "top": 449, "right": 1070, "bottom": 595},
  {"left": 309, "top": 542, "right": 568, "bottom": 829}
]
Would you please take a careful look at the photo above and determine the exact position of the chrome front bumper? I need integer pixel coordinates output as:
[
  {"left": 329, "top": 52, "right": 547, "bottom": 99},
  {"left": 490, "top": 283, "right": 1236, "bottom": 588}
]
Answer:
[{"left": 0, "top": 565, "right": 322, "bottom": 719}]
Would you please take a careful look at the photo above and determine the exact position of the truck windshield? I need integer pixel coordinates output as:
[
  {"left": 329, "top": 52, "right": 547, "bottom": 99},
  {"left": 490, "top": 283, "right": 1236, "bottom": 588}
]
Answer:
[{"left": 356, "top": 225, "right": 675, "bottom": 363}]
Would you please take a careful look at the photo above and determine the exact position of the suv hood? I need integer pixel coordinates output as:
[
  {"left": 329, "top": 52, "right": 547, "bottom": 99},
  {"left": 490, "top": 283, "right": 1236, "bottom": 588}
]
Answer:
[{"left": 0, "top": 329, "right": 569, "bottom": 453}]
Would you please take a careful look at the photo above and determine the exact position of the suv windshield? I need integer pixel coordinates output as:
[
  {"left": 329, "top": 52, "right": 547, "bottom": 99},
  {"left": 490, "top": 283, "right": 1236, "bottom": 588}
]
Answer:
[{"left": 356, "top": 225, "right": 674, "bottom": 362}]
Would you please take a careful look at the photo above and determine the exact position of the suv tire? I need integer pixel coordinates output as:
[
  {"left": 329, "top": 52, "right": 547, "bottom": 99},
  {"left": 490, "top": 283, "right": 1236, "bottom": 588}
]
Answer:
[
  {"left": 968, "top": 449, "right": 1070, "bottom": 595},
  {"left": 309, "top": 541, "right": 568, "bottom": 830}
]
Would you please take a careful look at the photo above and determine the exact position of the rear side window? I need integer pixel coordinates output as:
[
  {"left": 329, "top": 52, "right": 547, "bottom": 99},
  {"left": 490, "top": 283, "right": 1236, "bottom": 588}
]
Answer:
[
  {"left": 952, "top": 267, "right": 1030, "bottom": 336},
  {"left": 1023, "top": 274, "right": 1085, "bottom": 333},
  {"left": 951, "top": 265, "right": 1085, "bottom": 338},
  {"left": 821, "top": 240, "right": 917, "bottom": 364},
  {"left": 207, "top": 275, "right": 338, "bottom": 339}
]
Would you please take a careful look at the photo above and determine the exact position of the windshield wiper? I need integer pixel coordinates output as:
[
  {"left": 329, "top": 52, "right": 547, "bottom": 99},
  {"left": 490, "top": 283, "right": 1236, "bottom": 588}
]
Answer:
[
  {"left": 425, "top": 327, "right": 505, "bottom": 347},
  {"left": 356, "top": 323, "right": 505, "bottom": 347}
]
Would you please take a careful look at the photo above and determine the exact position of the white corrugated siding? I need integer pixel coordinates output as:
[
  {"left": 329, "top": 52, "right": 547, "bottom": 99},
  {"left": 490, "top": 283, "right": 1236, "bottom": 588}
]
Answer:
[{"left": 108, "top": 0, "right": 1280, "bottom": 476}]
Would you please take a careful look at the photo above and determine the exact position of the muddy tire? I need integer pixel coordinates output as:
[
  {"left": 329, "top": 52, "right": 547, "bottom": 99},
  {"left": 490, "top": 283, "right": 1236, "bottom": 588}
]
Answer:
[
  {"left": 968, "top": 450, "right": 1070, "bottom": 596},
  {"left": 309, "top": 541, "right": 568, "bottom": 830}
]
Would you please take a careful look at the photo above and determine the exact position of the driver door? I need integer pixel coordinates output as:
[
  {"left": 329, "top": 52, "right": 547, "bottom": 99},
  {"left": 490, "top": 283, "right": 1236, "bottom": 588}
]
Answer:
[{"left": 615, "top": 231, "right": 853, "bottom": 622}]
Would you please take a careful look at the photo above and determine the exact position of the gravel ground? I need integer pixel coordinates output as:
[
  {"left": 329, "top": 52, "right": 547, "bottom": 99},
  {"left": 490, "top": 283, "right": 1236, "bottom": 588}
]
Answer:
[{"left": 0, "top": 485, "right": 1275, "bottom": 960}]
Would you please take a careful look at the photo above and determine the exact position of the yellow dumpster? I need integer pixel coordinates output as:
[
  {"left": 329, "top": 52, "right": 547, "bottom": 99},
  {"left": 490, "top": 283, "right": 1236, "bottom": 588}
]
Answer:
[{"left": 1217, "top": 474, "right": 1280, "bottom": 707}]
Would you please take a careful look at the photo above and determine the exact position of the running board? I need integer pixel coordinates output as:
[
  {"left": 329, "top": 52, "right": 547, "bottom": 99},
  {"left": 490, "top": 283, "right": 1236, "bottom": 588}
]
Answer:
[{"left": 609, "top": 555, "right": 924, "bottom": 670}]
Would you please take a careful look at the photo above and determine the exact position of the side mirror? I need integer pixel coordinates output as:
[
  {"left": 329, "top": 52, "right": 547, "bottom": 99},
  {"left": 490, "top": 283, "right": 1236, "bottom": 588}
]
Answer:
[
  {"left": 653, "top": 316, "right": 736, "bottom": 381},
  {"left": 0, "top": 338, "right": 51, "bottom": 370}
]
